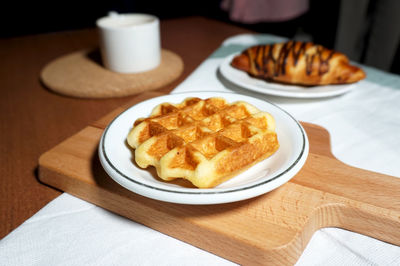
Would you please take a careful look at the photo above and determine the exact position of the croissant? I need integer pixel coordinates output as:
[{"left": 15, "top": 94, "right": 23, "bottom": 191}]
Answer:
[{"left": 231, "top": 41, "right": 366, "bottom": 86}]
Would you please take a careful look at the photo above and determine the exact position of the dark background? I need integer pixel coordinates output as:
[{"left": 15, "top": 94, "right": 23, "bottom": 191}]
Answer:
[
  {"left": 1, "top": 0, "right": 399, "bottom": 74},
  {"left": 0, "top": 1, "right": 338, "bottom": 45}
]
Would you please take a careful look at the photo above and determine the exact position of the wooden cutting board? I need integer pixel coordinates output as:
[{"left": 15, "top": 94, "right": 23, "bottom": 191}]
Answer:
[{"left": 38, "top": 92, "right": 400, "bottom": 265}]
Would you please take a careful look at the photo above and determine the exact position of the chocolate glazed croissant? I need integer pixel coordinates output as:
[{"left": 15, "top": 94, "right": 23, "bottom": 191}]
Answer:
[{"left": 231, "top": 41, "right": 366, "bottom": 86}]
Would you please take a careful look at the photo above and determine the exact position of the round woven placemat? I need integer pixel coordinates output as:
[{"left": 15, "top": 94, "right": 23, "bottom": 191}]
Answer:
[{"left": 40, "top": 49, "right": 183, "bottom": 98}]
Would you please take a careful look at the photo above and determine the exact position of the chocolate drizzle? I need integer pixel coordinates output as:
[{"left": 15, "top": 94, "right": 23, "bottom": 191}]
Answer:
[
  {"left": 316, "top": 46, "right": 335, "bottom": 75},
  {"left": 254, "top": 45, "right": 264, "bottom": 72},
  {"left": 263, "top": 44, "right": 276, "bottom": 75}
]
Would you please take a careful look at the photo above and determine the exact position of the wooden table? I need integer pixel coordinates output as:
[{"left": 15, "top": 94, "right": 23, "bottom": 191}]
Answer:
[{"left": 0, "top": 16, "right": 252, "bottom": 239}]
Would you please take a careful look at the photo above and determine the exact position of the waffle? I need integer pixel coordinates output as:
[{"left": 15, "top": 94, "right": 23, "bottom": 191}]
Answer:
[{"left": 127, "top": 97, "right": 279, "bottom": 188}]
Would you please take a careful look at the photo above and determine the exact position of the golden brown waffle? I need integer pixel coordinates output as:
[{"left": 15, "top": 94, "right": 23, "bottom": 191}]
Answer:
[{"left": 127, "top": 97, "right": 279, "bottom": 188}]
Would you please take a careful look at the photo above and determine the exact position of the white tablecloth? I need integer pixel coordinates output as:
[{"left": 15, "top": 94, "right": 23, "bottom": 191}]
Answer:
[{"left": 2, "top": 34, "right": 400, "bottom": 265}]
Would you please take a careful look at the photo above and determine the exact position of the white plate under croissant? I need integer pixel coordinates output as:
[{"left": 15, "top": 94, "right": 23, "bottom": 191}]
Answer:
[
  {"left": 219, "top": 54, "right": 358, "bottom": 98},
  {"left": 219, "top": 41, "right": 366, "bottom": 98}
]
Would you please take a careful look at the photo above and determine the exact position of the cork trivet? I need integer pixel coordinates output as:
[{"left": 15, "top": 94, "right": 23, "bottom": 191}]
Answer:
[{"left": 40, "top": 49, "right": 183, "bottom": 98}]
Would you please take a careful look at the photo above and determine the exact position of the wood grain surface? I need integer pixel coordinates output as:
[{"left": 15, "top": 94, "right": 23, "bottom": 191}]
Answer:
[
  {"left": 38, "top": 93, "right": 400, "bottom": 265},
  {"left": 0, "top": 16, "right": 253, "bottom": 239}
]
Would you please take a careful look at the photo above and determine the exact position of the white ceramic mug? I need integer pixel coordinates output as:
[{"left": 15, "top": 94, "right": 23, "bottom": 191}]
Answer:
[{"left": 96, "top": 12, "right": 161, "bottom": 73}]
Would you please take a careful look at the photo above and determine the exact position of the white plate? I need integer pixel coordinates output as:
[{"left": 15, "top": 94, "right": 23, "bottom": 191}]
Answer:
[
  {"left": 99, "top": 91, "right": 309, "bottom": 204},
  {"left": 219, "top": 53, "right": 357, "bottom": 98}
]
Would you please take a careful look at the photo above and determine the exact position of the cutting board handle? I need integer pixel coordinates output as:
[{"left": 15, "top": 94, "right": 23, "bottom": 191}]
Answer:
[{"left": 294, "top": 123, "right": 400, "bottom": 246}]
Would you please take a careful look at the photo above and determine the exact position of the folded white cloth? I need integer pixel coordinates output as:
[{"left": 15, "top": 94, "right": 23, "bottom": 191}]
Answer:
[
  {"left": 0, "top": 193, "right": 234, "bottom": 266},
  {"left": 1, "top": 34, "right": 400, "bottom": 265}
]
